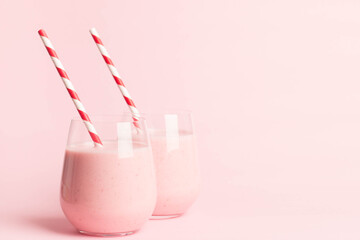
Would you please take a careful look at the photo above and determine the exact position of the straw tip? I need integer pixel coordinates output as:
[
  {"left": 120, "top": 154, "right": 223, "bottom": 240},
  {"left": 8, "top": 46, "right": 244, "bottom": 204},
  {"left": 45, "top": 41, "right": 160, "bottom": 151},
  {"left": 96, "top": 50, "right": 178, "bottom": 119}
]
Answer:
[
  {"left": 38, "top": 29, "right": 47, "bottom": 37},
  {"left": 89, "top": 27, "right": 98, "bottom": 35}
]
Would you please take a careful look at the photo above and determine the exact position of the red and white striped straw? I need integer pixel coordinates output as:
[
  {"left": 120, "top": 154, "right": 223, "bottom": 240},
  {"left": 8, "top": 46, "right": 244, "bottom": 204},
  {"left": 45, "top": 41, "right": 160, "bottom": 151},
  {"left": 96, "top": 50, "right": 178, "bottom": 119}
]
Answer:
[
  {"left": 89, "top": 28, "right": 141, "bottom": 130},
  {"left": 38, "top": 29, "right": 103, "bottom": 147}
]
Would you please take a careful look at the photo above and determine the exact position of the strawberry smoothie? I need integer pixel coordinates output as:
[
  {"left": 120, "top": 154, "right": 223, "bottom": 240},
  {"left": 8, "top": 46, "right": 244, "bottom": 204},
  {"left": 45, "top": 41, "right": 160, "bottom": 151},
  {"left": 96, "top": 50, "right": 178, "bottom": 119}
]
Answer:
[
  {"left": 60, "top": 141, "right": 156, "bottom": 235},
  {"left": 150, "top": 131, "right": 200, "bottom": 217}
]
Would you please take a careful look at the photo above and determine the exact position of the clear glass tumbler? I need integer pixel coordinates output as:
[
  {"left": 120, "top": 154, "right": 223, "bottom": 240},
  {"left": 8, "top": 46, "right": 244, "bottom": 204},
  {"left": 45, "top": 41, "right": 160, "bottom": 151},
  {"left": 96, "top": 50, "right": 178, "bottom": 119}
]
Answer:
[
  {"left": 60, "top": 116, "right": 156, "bottom": 236},
  {"left": 143, "top": 111, "right": 201, "bottom": 219}
]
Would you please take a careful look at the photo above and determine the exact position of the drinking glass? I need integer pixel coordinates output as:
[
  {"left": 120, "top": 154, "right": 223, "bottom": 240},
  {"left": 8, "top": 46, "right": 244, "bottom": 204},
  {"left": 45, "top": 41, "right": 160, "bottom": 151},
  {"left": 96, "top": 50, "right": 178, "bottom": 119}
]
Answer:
[
  {"left": 60, "top": 115, "right": 156, "bottom": 236},
  {"left": 143, "top": 111, "right": 201, "bottom": 219}
]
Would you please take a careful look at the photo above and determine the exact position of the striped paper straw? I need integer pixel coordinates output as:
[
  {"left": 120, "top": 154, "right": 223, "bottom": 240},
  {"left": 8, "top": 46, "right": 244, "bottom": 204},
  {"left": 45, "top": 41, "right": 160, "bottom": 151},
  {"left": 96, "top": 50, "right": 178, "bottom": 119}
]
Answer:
[
  {"left": 89, "top": 28, "right": 141, "bottom": 130},
  {"left": 38, "top": 29, "right": 103, "bottom": 147}
]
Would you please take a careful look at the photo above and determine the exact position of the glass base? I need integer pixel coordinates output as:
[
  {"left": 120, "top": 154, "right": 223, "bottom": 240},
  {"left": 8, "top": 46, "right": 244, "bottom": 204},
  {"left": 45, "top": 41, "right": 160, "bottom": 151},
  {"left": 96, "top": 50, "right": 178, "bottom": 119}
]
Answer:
[
  {"left": 150, "top": 214, "right": 182, "bottom": 220},
  {"left": 79, "top": 230, "right": 137, "bottom": 237}
]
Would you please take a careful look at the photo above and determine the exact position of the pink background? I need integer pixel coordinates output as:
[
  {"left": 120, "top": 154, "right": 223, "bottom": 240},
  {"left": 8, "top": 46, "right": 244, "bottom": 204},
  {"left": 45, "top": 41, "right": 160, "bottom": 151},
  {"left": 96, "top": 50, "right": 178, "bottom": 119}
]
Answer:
[{"left": 2, "top": 0, "right": 360, "bottom": 239}]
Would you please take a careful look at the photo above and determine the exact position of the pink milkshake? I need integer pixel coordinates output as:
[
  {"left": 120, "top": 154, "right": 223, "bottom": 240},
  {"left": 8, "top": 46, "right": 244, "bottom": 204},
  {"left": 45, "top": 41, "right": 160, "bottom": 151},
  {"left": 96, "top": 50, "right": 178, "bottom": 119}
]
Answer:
[
  {"left": 60, "top": 140, "right": 156, "bottom": 236},
  {"left": 143, "top": 112, "right": 200, "bottom": 218},
  {"left": 150, "top": 131, "right": 200, "bottom": 217}
]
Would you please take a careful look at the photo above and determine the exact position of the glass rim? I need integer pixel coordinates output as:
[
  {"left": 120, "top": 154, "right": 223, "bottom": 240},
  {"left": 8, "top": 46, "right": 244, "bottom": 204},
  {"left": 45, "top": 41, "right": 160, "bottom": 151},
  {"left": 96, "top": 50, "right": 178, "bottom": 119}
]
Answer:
[
  {"left": 140, "top": 109, "right": 193, "bottom": 116},
  {"left": 70, "top": 115, "right": 147, "bottom": 123},
  {"left": 71, "top": 110, "right": 193, "bottom": 122}
]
